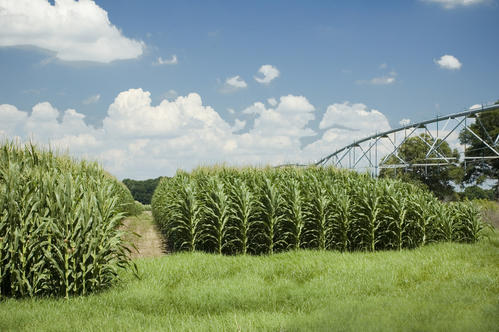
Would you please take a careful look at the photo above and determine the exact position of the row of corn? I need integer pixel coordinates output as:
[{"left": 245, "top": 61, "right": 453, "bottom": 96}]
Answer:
[
  {"left": 0, "top": 142, "right": 136, "bottom": 298},
  {"left": 152, "top": 166, "right": 487, "bottom": 255}
]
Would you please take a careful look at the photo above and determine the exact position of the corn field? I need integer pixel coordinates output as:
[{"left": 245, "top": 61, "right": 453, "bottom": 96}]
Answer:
[
  {"left": 152, "top": 166, "right": 487, "bottom": 255},
  {"left": 0, "top": 142, "right": 136, "bottom": 298}
]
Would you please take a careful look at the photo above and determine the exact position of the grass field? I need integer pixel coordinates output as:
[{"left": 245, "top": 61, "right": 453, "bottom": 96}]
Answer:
[{"left": 1, "top": 211, "right": 498, "bottom": 332}]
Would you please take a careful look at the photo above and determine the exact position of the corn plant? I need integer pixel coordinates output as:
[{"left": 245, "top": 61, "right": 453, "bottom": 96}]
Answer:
[
  {"left": 151, "top": 165, "right": 489, "bottom": 256},
  {"left": 228, "top": 177, "right": 257, "bottom": 254},
  {"left": 303, "top": 175, "right": 335, "bottom": 250},
  {"left": 0, "top": 141, "right": 135, "bottom": 298},
  {"left": 442, "top": 202, "right": 486, "bottom": 242},
  {"left": 352, "top": 181, "right": 383, "bottom": 252},
  {"left": 448, "top": 201, "right": 487, "bottom": 243},
  {"left": 201, "top": 176, "right": 232, "bottom": 254},
  {"left": 406, "top": 191, "right": 439, "bottom": 247},
  {"left": 330, "top": 187, "right": 353, "bottom": 252},
  {"left": 168, "top": 176, "right": 204, "bottom": 252},
  {"left": 255, "top": 176, "right": 286, "bottom": 254},
  {"left": 282, "top": 177, "right": 306, "bottom": 250},
  {"left": 382, "top": 185, "right": 410, "bottom": 250},
  {"left": 434, "top": 203, "right": 460, "bottom": 242}
]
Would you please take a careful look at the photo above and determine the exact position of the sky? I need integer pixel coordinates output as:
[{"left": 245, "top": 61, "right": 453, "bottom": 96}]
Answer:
[{"left": 0, "top": 0, "right": 498, "bottom": 179}]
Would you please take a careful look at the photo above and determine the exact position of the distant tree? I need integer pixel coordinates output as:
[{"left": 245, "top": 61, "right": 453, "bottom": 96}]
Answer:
[
  {"left": 380, "top": 133, "right": 462, "bottom": 200},
  {"left": 122, "top": 177, "right": 163, "bottom": 204},
  {"left": 459, "top": 100, "right": 499, "bottom": 200},
  {"left": 459, "top": 185, "right": 494, "bottom": 201}
]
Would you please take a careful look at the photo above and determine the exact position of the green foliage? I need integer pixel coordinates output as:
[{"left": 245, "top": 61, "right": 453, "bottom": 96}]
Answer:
[
  {"left": 459, "top": 103, "right": 499, "bottom": 199},
  {"left": 472, "top": 199, "right": 499, "bottom": 229},
  {"left": 110, "top": 180, "right": 141, "bottom": 216},
  {"left": 132, "top": 201, "right": 145, "bottom": 215},
  {"left": 152, "top": 165, "right": 488, "bottom": 255},
  {"left": 460, "top": 185, "right": 495, "bottom": 201},
  {"left": 380, "top": 133, "right": 462, "bottom": 199},
  {"left": 123, "top": 177, "right": 163, "bottom": 205},
  {"left": 0, "top": 141, "right": 135, "bottom": 298}
]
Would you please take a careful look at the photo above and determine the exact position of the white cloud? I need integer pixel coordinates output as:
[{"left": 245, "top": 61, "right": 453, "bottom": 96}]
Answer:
[
  {"left": 154, "top": 55, "right": 178, "bottom": 65},
  {"left": 358, "top": 71, "right": 397, "bottom": 85},
  {"left": 0, "top": 0, "right": 144, "bottom": 63},
  {"left": 83, "top": 94, "right": 100, "bottom": 105},
  {"left": 304, "top": 103, "right": 392, "bottom": 163},
  {"left": 103, "top": 88, "right": 230, "bottom": 138},
  {"left": 0, "top": 104, "right": 28, "bottom": 136},
  {"left": 128, "top": 139, "right": 149, "bottom": 154},
  {"left": 225, "top": 75, "right": 247, "bottom": 89},
  {"left": 245, "top": 95, "right": 315, "bottom": 138},
  {"left": 422, "top": 0, "right": 487, "bottom": 9},
  {"left": 469, "top": 104, "right": 482, "bottom": 110},
  {"left": 1, "top": 101, "right": 102, "bottom": 155},
  {"left": 370, "top": 76, "right": 396, "bottom": 85},
  {"left": 232, "top": 119, "right": 246, "bottom": 132},
  {"left": 2, "top": 90, "right": 394, "bottom": 179},
  {"left": 161, "top": 89, "right": 178, "bottom": 100},
  {"left": 267, "top": 98, "right": 278, "bottom": 107},
  {"left": 319, "top": 102, "right": 390, "bottom": 132},
  {"left": 254, "top": 65, "right": 280, "bottom": 84},
  {"left": 51, "top": 133, "right": 99, "bottom": 150},
  {"left": 435, "top": 54, "right": 462, "bottom": 70},
  {"left": 399, "top": 118, "right": 411, "bottom": 126}
]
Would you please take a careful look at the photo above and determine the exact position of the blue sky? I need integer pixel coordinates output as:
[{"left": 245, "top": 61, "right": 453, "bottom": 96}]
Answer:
[{"left": 0, "top": 0, "right": 498, "bottom": 179}]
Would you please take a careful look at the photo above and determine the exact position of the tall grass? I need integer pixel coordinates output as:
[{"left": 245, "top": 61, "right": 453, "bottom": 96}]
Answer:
[
  {"left": 0, "top": 141, "right": 136, "bottom": 298},
  {"left": 152, "top": 166, "right": 488, "bottom": 255}
]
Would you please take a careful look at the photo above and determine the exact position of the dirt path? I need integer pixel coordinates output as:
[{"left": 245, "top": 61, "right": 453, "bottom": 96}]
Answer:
[{"left": 122, "top": 211, "right": 166, "bottom": 259}]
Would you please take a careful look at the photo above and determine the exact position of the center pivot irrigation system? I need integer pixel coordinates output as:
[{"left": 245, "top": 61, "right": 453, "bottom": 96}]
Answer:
[{"left": 307, "top": 103, "right": 499, "bottom": 177}]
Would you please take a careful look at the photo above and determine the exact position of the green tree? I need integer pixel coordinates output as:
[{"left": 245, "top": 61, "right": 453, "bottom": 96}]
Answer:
[
  {"left": 460, "top": 185, "right": 494, "bottom": 201},
  {"left": 458, "top": 101, "right": 499, "bottom": 200},
  {"left": 380, "top": 133, "right": 461, "bottom": 199},
  {"left": 123, "top": 177, "right": 163, "bottom": 204}
]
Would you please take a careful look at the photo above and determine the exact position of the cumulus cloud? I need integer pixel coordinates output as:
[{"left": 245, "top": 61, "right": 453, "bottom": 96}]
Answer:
[
  {"left": 225, "top": 75, "right": 247, "bottom": 89},
  {"left": 244, "top": 95, "right": 315, "bottom": 138},
  {"left": 154, "top": 55, "right": 178, "bottom": 65},
  {"left": 422, "top": 0, "right": 487, "bottom": 9},
  {"left": 0, "top": 104, "right": 28, "bottom": 136},
  {"left": 435, "top": 54, "right": 462, "bottom": 70},
  {"left": 267, "top": 98, "right": 278, "bottom": 107},
  {"left": 303, "top": 103, "right": 392, "bottom": 164},
  {"left": 0, "top": 101, "right": 102, "bottom": 154},
  {"left": 103, "top": 88, "right": 230, "bottom": 138},
  {"left": 0, "top": 0, "right": 144, "bottom": 63},
  {"left": 83, "top": 94, "right": 100, "bottom": 105},
  {"left": 1, "top": 90, "right": 394, "bottom": 179},
  {"left": 254, "top": 65, "right": 280, "bottom": 84},
  {"left": 220, "top": 75, "right": 248, "bottom": 93},
  {"left": 232, "top": 119, "right": 246, "bottom": 132},
  {"left": 319, "top": 102, "right": 390, "bottom": 132},
  {"left": 161, "top": 89, "right": 178, "bottom": 100}
]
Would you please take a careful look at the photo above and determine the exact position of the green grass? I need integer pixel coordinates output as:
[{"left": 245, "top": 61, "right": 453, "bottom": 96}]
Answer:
[{"left": 1, "top": 230, "right": 498, "bottom": 331}]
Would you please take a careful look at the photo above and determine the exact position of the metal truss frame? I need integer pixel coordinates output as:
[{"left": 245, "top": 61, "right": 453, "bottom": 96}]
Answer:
[{"left": 314, "top": 103, "right": 499, "bottom": 176}]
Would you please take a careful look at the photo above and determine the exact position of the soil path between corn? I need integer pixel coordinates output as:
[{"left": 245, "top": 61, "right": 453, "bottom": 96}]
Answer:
[{"left": 122, "top": 211, "right": 166, "bottom": 259}]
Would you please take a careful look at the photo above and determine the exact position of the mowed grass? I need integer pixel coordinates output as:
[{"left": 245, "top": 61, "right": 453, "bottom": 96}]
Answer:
[{"left": 1, "top": 230, "right": 498, "bottom": 332}]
